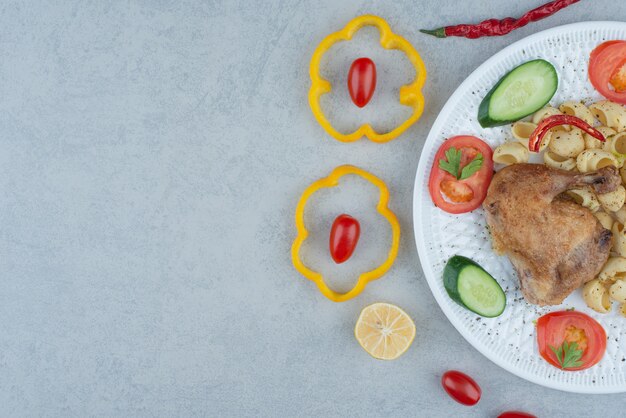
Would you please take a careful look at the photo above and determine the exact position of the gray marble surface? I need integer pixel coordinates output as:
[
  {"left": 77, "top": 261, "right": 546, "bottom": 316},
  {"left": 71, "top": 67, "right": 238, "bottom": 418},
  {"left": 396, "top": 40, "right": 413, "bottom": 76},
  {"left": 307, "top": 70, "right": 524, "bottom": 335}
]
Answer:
[{"left": 2, "top": 1, "right": 626, "bottom": 416}]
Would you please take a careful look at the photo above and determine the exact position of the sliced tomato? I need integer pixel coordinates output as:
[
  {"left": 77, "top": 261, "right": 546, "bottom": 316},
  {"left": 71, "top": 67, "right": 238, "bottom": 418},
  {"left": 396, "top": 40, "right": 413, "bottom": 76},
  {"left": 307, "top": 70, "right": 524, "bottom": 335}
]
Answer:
[
  {"left": 589, "top": 40, "right": 624, "bottom": 69},
  {"left": 589, "top": 40, "right": 626, "bottom": 104},
  {"left": 536, "top": 311, "right": 606, "bottom": 371},
  {"left": 610, "top": 63, "right": 626, "bottom": 92},
  {"left": 428, "top": 136, "right": 494, "bottom": 214}
]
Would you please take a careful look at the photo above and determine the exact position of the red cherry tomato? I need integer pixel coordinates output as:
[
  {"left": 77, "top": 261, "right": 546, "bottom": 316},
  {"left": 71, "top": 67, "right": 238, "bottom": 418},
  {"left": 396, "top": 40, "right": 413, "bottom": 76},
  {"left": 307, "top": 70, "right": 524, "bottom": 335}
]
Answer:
[
  {"left": 498, "top": 412, "right": 537, "bottom": 418},
  {"left": 589, "top": 40, "right": 626, "bottom": 104},
  {"left": 428, "top": 136, "right": 494, "bottom": 214},
  {"left": 348, "top": 58, "right": 376, "bottom": 108},
  {"left": 441, "top": 370, "right": 481, "bottom": 406},
  {"left": 329, "top": 214, "right": 360, "bottom": 264},
  {"left": 536, "top": 311, "right": 606, "bottom": 371}
]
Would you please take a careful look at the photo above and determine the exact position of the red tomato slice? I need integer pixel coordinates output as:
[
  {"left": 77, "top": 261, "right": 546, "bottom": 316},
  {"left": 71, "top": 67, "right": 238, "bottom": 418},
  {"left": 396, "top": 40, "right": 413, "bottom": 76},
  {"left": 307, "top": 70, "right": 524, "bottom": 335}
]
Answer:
[
  {"left": 348, "top": 58, "right": 376, "bottom": 108},
  {"left": 441, "top": 370, "right": 481, "bottom": 406},
  {"left": 589, "top": 40, "right": 626, "bottom": 104},
  {"left": 329, "top": 214, "right": 360, "bottom": 264},
  {"left": 428, "top": 136, "right": 494, "bottom": 214},
  {"left": 536, "top": 311, "right": 606, "bottom": 371},
  {"left": 589, "top": 40, "right": 624, "bottom": 69}
]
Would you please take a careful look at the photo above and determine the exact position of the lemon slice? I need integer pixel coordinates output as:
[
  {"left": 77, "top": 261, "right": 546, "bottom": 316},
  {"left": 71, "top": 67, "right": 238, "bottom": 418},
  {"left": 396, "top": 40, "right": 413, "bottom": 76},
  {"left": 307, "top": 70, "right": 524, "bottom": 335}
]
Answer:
[{"left": 354, "top": 302, "right": 416, "bottom": 360}]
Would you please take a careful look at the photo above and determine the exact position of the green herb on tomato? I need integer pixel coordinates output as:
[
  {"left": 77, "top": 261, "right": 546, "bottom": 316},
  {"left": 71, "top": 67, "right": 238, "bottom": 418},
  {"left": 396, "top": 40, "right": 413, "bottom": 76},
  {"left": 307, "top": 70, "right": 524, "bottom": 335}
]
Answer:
[
  {"left": 549, "top": 341, "right": 583, "bottom": 370},
  {"left": 536, "top": 311, "right": 606, "bottom": 371},
  {"left": 439, "top": 147, "right": 484, "bottom": 180}
]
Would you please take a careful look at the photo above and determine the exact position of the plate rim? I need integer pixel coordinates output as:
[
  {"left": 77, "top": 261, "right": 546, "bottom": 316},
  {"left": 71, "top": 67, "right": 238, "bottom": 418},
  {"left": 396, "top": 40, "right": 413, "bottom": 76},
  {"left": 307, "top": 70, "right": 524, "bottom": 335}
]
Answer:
[{"left": 413, "top": 20, "right": 626, "bottom": 394}]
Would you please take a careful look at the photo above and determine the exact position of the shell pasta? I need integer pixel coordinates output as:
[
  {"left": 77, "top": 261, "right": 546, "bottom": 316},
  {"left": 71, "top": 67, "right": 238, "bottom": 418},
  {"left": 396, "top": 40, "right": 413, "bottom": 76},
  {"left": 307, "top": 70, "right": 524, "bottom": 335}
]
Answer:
[
  {"left": 559, "top": 101, "right": 596, "bottom": 125},
  {"left": 493, "top": 142, "right": 529, "bottom": 165},
  {"left": 583, "top": 279, "right": 612, "bottom": 313},
  {"left": 576, "top": 149, "right": 619, "bottom": 173},
  {"left": 512, "top": 121, "right": 549, "bottom": 151},
  {"left": 549, "top": 129, "right": 584, "bottom": 158},
  {"left": 612, "top": 222, "right": 626, "bottom": 258},
  {"left": 594, "top": 211, "right": 614, "bottom": 230},
  {"left": 609, "top": 280, "right": 626, "bottom": 304},
  {"left": 566, "top": 188, "right": 600, "bottom": 212},
  {"left": 597, "top": 185, "right": 626, "bottom": 212},
  {"left": 532, "top": 106, "right": 568, "bottom": 129},
  {"left": 589, "top": 100, "right": 626, "bottom": 132},
  {"left": 597, "top": 257, "right": 626, "bottom": 284},
  {"left": 585, "top": 126, "right": 616, "bottom": 149},
  {"left": 603, "top": 132, "right": 626, "bottom": 155},
  {"left": 543, "top": 151, "right": 576, "bottom": 170}
]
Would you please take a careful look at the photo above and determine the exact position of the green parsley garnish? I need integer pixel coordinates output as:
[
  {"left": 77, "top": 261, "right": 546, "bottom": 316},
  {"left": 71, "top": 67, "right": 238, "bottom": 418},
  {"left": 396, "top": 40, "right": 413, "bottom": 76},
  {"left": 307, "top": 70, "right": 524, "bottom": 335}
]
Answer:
[
  {"left": 549, "top": 341, "right": 584, "bottom": 370},
  {"left": 438, "top": 147, "right": 483, "bottom": 180}
]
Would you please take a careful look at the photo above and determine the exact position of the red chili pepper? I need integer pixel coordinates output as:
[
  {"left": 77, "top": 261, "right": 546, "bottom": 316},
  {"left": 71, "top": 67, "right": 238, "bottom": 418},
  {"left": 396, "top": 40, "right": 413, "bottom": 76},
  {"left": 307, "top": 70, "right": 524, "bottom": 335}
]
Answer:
[
  {"left": 528, "top": 115, "right": 605, "bottom": 153},
  {"left": 421, "top": 0, "right": 579, "bottom": 39}
]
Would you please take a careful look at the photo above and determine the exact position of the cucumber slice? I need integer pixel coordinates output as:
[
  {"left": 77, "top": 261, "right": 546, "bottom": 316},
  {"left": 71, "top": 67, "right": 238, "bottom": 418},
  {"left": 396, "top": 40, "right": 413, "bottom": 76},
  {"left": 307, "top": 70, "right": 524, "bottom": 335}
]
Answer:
[
  {"left": 443, "top": 255, "right": 506, "bottom": 317},
  {"left": 478, "top": 59, "right": 558, "bottom": 128}
]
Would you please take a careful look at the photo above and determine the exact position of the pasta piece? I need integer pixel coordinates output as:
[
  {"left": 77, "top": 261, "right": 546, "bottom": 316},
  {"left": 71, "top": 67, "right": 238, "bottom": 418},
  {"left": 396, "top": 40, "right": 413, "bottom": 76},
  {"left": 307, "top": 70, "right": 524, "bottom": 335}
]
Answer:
[
  {"left": 532, "top": 106, "right": 563, "bottom": 124},
  {"left": 567, "top": 188, "right": 600, "bottom": 212},
  {"left": 614, "top": 205, "right": 626, "bottom": 224},
  {"left": 598, "top": 185, "right": 626, "bottom": 212},
  {"left": 548, "top": 128, "right": 584, "bottom": 158},
  {"left": 604, "top": 131, "right": 626, "bottom": 155},
  {"left": 559, "top": 101, "right": 596, "bottom": 125},
  {"left": 585, "top": 126, "right": 616, "bottom": 150},
  {"left": 589, "top": 100, "right": 626, "bottom": 132},
  {"left": 583, "top": 279, "right": 612, "bottom": 313},
  {"left": 595, "top": 211, "right": 615, "bottom": 230},
  {"left": 621, "top": 164, "right": 626, "bottom": 184},
  {"left": 612, "top": 222, "right": 626, "bottom": 258},
  {"left": 511, "top": 121, "right": 537, "bottom": 141},
  {"left": 576, "top": 149, "right": 619, "bottom": 173},
  {"left": 609, "top": 279, "right": 626, "bottom": 303},
  {"left": 620, "top": 303, "right": 626, "bottom": 317},
  {"left": 543, "top": 151, "right": 576, "bottom": 171},
  {"left": 493, "top": 142, "right": 529, "bottom": 165},
  {"left": 597, "top": 256, "right": 626, "bottom": 284},
  {"left": 513, "top": 121, "right": 549, "bottom": 151},
  {"left": 532, "top": 106, "right": 569, "bottom": 131}
]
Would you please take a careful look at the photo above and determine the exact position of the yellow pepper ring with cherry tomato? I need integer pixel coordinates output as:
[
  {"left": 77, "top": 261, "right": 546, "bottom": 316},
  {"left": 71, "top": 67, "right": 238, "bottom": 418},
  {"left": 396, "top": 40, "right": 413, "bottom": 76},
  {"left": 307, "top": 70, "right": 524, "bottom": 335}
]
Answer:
[
  {"left": 291, "top": 165, "right": 400, "bottom": 302},
  {"left": 309, "top": 15, "right": 427, "bottom": 143}
]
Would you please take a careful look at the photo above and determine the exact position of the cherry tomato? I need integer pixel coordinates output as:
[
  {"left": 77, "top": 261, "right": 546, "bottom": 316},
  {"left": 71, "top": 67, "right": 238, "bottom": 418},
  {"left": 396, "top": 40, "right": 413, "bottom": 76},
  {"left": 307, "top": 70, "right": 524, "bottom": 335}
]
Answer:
[
  {"left": 441, "top": 370, "right": 481, "bottom": 406},
  {"left": 536, "top": 311, "right": 606, "bottom": 371},
  {"left": 348, "top": 57, "right": 376, "bottom": 108},
  {"left": 589, "top": 40, "right": 626, "bottom": 104},
  {"left": 428, "top": 136, "right": 494, "bottom": 214},
  {"left": 498, "top": 412, "right": 537, "bottom": 418},
  {"left": 329, "top": 214, "right": 360, "bottom": 264}
]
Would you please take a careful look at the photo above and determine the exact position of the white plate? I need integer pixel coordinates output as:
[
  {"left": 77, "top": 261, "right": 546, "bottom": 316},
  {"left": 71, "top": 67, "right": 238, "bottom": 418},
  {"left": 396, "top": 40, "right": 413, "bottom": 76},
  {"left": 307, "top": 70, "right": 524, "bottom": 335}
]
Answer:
[{"left": 413, "top": 22, "right": 626, "bottom": 394}]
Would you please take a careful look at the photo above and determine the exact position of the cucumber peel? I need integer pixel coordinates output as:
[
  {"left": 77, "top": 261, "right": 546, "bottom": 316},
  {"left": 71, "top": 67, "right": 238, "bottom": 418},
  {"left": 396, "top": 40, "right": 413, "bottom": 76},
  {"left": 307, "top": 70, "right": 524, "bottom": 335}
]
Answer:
[
  {"left": 444, "top": 255, "right": 506, "bottom": 317},
  {"left": 478, "top": 59, "right": 558, "bottom": 128}
]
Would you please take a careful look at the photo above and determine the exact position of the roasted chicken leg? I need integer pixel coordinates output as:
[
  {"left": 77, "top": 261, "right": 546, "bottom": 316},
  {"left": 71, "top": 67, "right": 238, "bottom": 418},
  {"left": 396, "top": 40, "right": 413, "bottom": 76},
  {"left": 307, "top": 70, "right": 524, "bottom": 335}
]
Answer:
[{"left": 483, "top": 163, "right": 620, "bottom": 306}]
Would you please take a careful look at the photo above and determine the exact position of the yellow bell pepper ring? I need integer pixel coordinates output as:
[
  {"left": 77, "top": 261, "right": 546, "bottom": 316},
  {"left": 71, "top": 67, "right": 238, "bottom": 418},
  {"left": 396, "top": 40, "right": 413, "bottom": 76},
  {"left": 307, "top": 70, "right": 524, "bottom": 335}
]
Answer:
[
  {"left": 291, "top": 165, "right": 401, "bottom": 302},
  {"left": 309, "top": 15, "right": 427, "bottom": 143}
]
